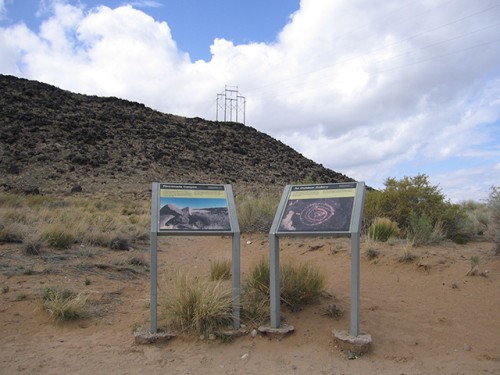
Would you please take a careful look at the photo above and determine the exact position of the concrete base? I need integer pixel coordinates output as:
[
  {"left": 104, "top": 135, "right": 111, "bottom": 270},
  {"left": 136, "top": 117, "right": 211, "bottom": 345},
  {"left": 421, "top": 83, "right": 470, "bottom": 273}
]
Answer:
[
  {"left": 134, "top": 329, "right": 176, "bottom": 345},
  {"left": 258, "top": 324, "right": 295, "bottom": 338},
  {"left": 221, "top": 327, "right": 249, "bottom": 338},
  {"left": 333, "top": 329, "right": 372, "bottom": 357}
]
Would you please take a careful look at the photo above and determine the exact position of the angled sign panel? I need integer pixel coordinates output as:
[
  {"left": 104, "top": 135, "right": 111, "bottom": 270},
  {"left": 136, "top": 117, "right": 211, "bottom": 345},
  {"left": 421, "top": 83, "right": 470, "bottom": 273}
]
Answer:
[
  {"left": 158, "top": 183, "right": 232, "bottom": 232},
  {"left": 276, "top": 182, "right": 358, "bottom": 234}
]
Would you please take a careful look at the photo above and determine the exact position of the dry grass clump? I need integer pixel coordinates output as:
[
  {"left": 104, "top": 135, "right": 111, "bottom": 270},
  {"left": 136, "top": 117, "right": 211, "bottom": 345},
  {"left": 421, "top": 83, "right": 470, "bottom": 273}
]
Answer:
[
  {"left": 0, "top": 192, "right": 150, "bottom": 252},
  {"left": 398, "top": 250, "right": 417, "bottom": 263},
  {"left": 236, "top": 194, "right": 279, "bottom": 232},
  {"left": 40, "top": 286, "right": 89, "bottom": 321},
  {"left": 162, "top": 274, "right": 234, "bottom": 336},
  {"left": 42, "top": 227, "right": 76, "bottom": 249},
  {"left": 244, "top": 257, "right": 325, "bottom": 313},
  {"left": 22, "top": 232, "right": 43, "bottom": 255},
  {"left": 209, "top": 259, "right": 232, "bottom": 281},
  {"left": 368, "top": 217, "right": 399, "bottom": 242},
  {"left": 365, "top": 248, "right": 380, "bottom": 260}
]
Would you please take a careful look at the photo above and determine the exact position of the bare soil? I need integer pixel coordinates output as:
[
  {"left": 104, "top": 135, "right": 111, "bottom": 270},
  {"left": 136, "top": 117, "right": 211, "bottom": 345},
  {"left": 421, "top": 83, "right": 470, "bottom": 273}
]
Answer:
[{"left": 1, "top": 235, "right": 499, "bottom": 374}]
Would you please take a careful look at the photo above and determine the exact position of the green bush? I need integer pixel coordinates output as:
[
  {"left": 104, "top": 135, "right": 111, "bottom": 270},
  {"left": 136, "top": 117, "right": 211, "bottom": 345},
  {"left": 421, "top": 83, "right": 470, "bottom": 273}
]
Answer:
[
  {"left": 364, "top": 174, "right": 466, "bottom": 240},
  {"left": 408, "top": 211, "right": 433, "bottom": 245},
  {"left": 460, "top": 200, "right": 489, "bottom": 236},
  {"left": 368, "top": 217, "right": 399, "bottom": 241}
]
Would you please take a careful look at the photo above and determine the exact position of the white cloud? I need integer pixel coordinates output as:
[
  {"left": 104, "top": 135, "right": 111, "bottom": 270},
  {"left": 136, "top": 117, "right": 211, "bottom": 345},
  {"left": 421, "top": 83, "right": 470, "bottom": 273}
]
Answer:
[
  {"left": 0, "top": 0, "right": 499, "bottom": 201},
  {"left": 434, "top": 165, "right": 498, "bottom": 203}
]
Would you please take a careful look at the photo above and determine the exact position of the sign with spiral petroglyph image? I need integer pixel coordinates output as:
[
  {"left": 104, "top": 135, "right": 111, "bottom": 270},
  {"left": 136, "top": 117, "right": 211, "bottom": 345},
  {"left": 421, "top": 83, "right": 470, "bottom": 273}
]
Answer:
[{"left": 277, "top": 183, "right": 356, "bottom": 233}]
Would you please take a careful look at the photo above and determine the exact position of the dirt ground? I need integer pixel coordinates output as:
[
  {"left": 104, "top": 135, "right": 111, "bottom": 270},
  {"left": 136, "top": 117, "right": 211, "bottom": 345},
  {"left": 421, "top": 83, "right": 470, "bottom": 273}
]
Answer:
[{"left": 1, "top": 234, "right": 499, "bottom": 375}]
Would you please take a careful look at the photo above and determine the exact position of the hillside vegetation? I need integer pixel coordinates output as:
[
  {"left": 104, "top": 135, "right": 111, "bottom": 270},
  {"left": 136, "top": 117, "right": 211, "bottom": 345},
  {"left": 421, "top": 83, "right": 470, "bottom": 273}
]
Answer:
[{"left": 0, "top": 74, "right": 352, "bottom": 196}]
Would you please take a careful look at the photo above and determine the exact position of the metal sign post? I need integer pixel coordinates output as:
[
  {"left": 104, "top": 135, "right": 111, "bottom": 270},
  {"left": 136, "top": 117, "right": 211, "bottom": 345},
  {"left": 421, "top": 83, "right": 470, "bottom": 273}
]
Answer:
[
  {"left": 150, "top": 182, "right": 241, "bottom": 333},
  {"left": 268, "top": 182, "right": 365, "bottom": 335}
]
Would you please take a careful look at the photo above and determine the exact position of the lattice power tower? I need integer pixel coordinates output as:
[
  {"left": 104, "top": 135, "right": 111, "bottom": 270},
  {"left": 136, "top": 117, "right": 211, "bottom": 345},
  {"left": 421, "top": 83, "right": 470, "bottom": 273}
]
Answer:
[{"left": 216, "top": 85, "right": 246, "bottom": 124}]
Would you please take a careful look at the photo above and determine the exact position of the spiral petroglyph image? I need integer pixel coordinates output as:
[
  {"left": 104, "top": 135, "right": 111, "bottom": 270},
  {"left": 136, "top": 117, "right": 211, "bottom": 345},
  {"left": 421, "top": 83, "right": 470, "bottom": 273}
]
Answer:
[{"left": 279, "top": 197, "right": 354, "bottom": 232}]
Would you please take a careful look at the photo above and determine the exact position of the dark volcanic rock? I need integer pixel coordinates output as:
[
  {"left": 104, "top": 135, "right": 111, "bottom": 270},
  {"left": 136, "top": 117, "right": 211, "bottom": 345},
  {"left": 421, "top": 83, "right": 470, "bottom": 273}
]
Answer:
[{"left": 0, "top": 74, "right": 355, "bottom": 195}]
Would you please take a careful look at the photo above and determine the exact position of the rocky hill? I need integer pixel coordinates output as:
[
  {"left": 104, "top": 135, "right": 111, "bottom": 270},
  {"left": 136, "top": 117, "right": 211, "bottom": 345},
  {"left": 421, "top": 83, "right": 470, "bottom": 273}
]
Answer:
[{"left": 0, "top": 74, "right": 354, "bottom": 197}]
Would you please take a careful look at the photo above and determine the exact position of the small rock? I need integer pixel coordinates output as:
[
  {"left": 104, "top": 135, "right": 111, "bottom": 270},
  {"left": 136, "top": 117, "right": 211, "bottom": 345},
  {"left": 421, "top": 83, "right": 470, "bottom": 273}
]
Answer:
[
  {"left": 464, "top": 343, "right": 471, "bottom": 351},
  {"left": 347, "top": 351, "right": 357, "bottom": 360},
  {"left": 134, "top": 330, "right": 176, "bottom": 345},
  {"left": 24, "top": 186, "right": 40, "bottom": 195},
  {"left": 246, "top": 240, "right": 252, "bottom": 245},
  {"left": 208, "top": 334, "right": 216, "bottom": 341},
  {"left": 71, "top": 184, "right": 83, "bottom": 193},
  {"left": 241, "top": 353, "right": 249, "bottom": 360},
  {"left": 251, "top": 329, "right": 258, "bottom": 338}
]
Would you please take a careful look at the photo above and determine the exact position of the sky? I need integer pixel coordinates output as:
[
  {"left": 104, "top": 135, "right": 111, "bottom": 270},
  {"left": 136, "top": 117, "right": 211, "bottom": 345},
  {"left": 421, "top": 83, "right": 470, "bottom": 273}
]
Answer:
[{"left": 0, "top": 0, "right": 499, "bottom": 203}]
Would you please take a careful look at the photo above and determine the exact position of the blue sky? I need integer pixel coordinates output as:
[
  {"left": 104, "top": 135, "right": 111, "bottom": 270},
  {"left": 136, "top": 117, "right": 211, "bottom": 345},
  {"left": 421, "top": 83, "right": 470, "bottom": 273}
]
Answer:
[
  {"left": 160, "top": 197, "right": 227, "bottom": 210},
  {"left": 0, "top": 0, "right": 300, "bottom": 61},
  {"left": 1, "top": 0, "right": 499, "bottom": 202}
]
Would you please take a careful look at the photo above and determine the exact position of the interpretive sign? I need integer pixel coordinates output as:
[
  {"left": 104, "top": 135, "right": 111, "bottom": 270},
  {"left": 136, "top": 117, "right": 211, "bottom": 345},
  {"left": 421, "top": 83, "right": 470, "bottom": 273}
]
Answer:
[
  {"left": 150, "top": 182, "right": 240, "bottom": 334},
  {"left": 277, "top": 183, "right": 357, "bottom": 233},
  {"left": 268, "top": 182, "right": 365, "bottom": 336},
  {"left": 158, "top": 184, "right": 231, "bottom": 232}
]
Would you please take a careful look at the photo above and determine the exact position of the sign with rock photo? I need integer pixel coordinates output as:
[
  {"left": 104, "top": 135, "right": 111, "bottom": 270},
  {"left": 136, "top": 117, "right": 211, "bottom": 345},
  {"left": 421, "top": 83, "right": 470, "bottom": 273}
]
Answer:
[{"left": 158, "top": 183, "right": 231, "bottom": 232}]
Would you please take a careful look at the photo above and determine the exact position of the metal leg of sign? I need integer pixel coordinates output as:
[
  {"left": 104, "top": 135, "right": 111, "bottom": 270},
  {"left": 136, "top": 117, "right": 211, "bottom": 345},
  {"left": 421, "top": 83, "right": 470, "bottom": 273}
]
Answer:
[
  {"left": 232, "top": 234, "right": 241, "bottom": 329},
  {"left": 150, "top": 231, "right": 158, "bottom": 334},
  {"left": 350, "top": 232, "right": 360, "bottom": 337},
  {"left": 270, "top": 234, "right": 280, "bottom": 328}
]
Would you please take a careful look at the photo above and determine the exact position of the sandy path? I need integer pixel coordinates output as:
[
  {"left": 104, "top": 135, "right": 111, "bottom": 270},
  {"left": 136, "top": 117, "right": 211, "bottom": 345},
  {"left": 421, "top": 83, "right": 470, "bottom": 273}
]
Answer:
[{"left": 1, "top": 235, "right": 499, "bottom": 374}]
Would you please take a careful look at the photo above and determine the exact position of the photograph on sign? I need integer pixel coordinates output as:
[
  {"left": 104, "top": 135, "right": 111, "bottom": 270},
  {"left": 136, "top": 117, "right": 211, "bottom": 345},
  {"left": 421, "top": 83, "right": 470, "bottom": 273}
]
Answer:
[
  {"left": 278, "top": 184, "right": 356, "bottom": 233},
  {"left": 159, "top": 184, "right": 231, "bottom": 231}
]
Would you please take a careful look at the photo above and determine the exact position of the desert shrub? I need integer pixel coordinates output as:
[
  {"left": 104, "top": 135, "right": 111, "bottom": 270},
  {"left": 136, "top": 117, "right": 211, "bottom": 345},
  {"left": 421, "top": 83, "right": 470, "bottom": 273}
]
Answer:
[
  {"left": 408, "top": 211, "right": 433, "bottom": 245},
  {"left": 22, "top": 233, "right": 43, "bottom": 255},
  {"left": 210, "top": 259, "right": 232, "bottom": 281},
  {"left": 368, "top": 217, "right": 399, "bottom": 241},
  {"left": 41, "top": 286, "right": 89, "bottom": 321},
  {"left": 163, "top": 274, "right": 233, "bottom": 335},
  {"left": 127, "top": 254, "right": 148, "bottom": 267},
  {"left": 245, "top": 257, "right": 324, "bottom": 312},
  {"left": 0, "top": 222, "right": 27, "bottom": 243},
  {"left": 460, "top": 200, "right": 490, "bottom": 236},
  {"left": 236, "top": 194, "right": 279, "bottom": 232},
  {"left": 109, "top": 236, "right": 130, "bottom": 250},
  {"left": 43, "top": 229, "right": 75, "bottom": 249},
  {"left": 398, "top": 250, "right": 416, "bottom": 263},
  {"left": 467, "top": 255, "right": 480, "bottom": 276},
  {"left": 365, "top": 248, "right": 380, "bottom": 260},
  {"left": 364, "top": 174, "right": 466, "bottom": 240}
]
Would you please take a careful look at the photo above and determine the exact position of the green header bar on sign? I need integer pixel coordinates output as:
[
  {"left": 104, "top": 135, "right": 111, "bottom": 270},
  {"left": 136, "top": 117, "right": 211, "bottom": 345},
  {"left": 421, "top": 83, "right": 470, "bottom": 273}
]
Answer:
[{"left": 289, "top": 188, "right": 356, "bottom": 199}]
